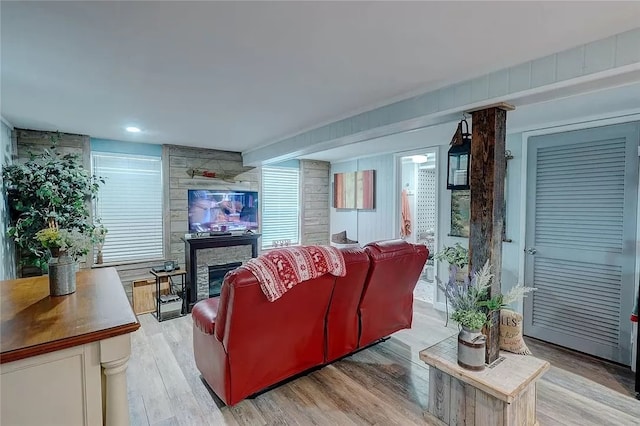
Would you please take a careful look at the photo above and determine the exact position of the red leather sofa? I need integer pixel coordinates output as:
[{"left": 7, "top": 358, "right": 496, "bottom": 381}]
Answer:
[{"left": 192, "top": 239, "right": 428, "bottom": 406}]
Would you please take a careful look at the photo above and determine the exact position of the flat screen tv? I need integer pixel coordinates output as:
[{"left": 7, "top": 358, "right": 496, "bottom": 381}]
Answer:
[{"left": 188, "top": 189, "right": 258, "bottom": 233}]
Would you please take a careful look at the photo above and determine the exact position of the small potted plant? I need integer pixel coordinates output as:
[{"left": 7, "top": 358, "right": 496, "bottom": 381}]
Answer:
[
  {"left": 477, "top": 284, "right": 537, "bottom": 314},
  {"left": 438, "top": 261, "right": 493, "bottom": 371},
  {"left": 434, "top": 243, "right": 469, "bottom": 281},
  {"left": 92, "top": 220, "right": 108, "bottom": 264},
  {"left": 35, "top": 220, "right": 91, "bottom": 296}
]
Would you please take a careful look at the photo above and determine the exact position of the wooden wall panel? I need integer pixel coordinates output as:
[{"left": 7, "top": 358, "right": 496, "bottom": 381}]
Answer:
[
  {"left": 164, "top": 145, "right": 259, "bottom": 270},
  {"left": 300, "top": 160, "right": 330, "bottom": 245}
]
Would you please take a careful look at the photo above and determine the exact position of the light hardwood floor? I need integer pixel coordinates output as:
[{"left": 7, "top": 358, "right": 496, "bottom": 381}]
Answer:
[{"left": 127, "top": 301, "right": 639, "bottom": 425}]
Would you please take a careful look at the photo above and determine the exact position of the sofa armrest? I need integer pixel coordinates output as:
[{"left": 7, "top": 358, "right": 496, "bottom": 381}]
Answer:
[{"left": 192, "top": 297, "right": 220, "bottom": 335}]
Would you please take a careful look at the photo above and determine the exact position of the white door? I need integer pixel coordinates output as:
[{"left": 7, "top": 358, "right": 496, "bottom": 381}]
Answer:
[{"left": 524, "top": 122, "right": 639, "bottom": 365}]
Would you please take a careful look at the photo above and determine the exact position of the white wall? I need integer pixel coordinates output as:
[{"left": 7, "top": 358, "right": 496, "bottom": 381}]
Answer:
[
  {"left": 326, "top": 130, "right": 531, "bottom": 310},
  {"left": 501, "top": 133, "right": 524, "bottom": 310},
  {"left": 330, "top": 161, "right": 358, "bottom": 241},
  {"left": 356, "top": 155, "right": 395, "bottom": 243},
  {"left": 330, "top": 154, "right": 395, "bottom": 245},
  {"left": 1, "top": 120, "right": 16, "bottom": 280}
]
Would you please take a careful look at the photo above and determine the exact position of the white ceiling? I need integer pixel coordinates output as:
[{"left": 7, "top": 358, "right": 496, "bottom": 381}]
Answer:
[{"left": 2, "top": 1, "right": 639, "bottom": 152}]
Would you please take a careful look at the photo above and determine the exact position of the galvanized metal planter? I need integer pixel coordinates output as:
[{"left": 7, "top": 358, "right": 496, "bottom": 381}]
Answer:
[
  {"left": 457, "top": 326, "right": 486, "bottom": 371},
  {"left": 48, "top": 252, "right": 77, "bottom": 296}
]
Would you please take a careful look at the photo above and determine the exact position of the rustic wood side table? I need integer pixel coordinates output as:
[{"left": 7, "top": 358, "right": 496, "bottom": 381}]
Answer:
[{"left": 419, "top": 336, "right": 550, "bottom": 426}]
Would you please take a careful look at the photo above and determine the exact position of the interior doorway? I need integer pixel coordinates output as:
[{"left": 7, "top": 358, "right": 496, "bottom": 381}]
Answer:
[
  {"left": 398, "top": 149, "right": 438, "bottom": 304},
  {"left": 523, "top": 122, "right": 639, "bottom": 366}
]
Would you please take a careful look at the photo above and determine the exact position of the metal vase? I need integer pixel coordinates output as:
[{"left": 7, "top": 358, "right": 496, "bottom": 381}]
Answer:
[
  {"left": 458, "top": 326, "right": 486, "bottom": 371},
  {"left": 48, "top": 252, "right": 77, "bottom": 296}
]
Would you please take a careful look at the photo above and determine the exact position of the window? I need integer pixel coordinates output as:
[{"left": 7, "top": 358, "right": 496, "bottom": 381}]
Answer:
[
  {"left": 92, "top": 152, "right": 163, "bottom": 263},
  {"left": 261, "top": 165, "right": 300, "bottom": 249}
]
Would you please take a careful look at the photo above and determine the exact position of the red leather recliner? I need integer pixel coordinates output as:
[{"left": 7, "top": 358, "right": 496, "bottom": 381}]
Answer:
[
  {"left": 324, "top": 248, "right": 371, "bottom": 363},
  {"left": 192, "top": 240, "right": 427, "bottom": 406},
  {"left": 359, "top": 240, "right": 429, "bottom": 348},
  {"left": 193, "top": 266, "right": 334, "bottom": 406}
]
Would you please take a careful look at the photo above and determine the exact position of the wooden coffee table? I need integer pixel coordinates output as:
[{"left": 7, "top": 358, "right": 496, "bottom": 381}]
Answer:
[{"left": 419, "top": 336, "right": 550, "bottom": 426}]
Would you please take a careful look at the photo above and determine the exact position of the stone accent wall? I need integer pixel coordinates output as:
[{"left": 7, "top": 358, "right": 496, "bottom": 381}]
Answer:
[
  {"left": 164, "top": 145, "right": 260, "bottom": 266},
  {"left": 300, "top": 160, "right": 330, "bottom": 245},
  {"left": 194, "top": 245, "right": 253, "bottom": 300}
]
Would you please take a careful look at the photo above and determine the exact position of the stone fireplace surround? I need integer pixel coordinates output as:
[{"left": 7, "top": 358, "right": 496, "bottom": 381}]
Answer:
[
  {"left": 183, "top": 234, "right": 260, "bottom": 310},
  {"left": 196, "top": 247, "right": 250, "bottom": 298},
  {"left": 208, "top": 262, "right": 242, "bottom": 297}
]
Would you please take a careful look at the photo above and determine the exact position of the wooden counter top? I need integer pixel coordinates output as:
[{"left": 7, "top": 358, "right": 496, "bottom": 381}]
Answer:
[{"left": 1, "top": 267, "right": 140, "bottom": 364}]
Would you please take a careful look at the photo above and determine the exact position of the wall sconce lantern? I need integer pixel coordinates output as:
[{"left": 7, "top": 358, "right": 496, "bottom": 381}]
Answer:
[{"left": 447, "top": 118, "right": 471, "bottom": 190}]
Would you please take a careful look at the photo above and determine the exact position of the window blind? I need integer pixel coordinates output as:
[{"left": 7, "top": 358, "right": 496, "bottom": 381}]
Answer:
[
  {"left": 92, "top": 152, "right": 163, "bottom": 263},
  {"left": 261, "top": 166, "right": 300, "bottom": 249}
]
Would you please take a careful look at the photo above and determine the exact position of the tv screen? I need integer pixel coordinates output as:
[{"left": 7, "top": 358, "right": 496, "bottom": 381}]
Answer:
[{"left": 188, "top": 189, "right": 258, "bottom": 233}]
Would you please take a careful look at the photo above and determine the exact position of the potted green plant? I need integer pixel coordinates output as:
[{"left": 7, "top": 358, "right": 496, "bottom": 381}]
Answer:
[
  {"left": 35, "top": 221, "right": 91, "bottom": 260},
  {"left": 434, "top": 243, "right": 469, "bottom": 281},
  {"left": 1, "top": 134, "right": 103, "bottom": 273},
  {"left": 438, "top": 261, "right": 493, "bottom": 370},
  {"left": 477, "top": 284, "right": 537, "bottom": 313},
  {"left": 35, "top": 220, "right": 91, "bottom": 295},
  {"left": 92, "top": 220, "right": 108, "bottom": 264}
]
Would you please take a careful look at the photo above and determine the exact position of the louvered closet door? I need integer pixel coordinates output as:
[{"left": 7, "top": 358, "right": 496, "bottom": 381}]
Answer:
[{"left": 524, "top": 122, "right": 639, "bottom": 365}]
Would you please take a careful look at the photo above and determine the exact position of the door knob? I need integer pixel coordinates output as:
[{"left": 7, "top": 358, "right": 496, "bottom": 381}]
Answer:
[{"left": 525, "top": 247, "right": 537, "bottom": 255}]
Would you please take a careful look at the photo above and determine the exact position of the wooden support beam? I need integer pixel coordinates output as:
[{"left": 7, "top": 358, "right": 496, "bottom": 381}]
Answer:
[
  {"left": 468, "top": 106, "right": 508, "bottom": 365},
  {"left": 465, "top": 102, "right": 515, "bottom": 114},
  {"left": 468, "top": 107, "right": 507, "bottom": 292}
]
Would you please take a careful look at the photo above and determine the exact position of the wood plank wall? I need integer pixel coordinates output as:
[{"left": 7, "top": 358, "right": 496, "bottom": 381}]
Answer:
[
  {"left": 116, "top": 143, "right": 261, "bottom": 302},
  {"left": 299, "top": 160, "right": 330, "bottom": 245},
  {"left": 164, "top": 144, "right": 260, "bottom": 266},
  {"left": 15, "top": 128, "right": 88, "bottom": 159},
  {"left": 11, "top": 135, "right": 332, "bottom": 301},
  {"left": 0, "top": 123, "right": 16, "bottom": 280},
  {"left": 93, "top": 145, "right": 261, "bottom": 302}
]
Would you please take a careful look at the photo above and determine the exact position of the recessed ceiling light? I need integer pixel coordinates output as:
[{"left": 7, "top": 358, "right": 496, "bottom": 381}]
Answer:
[{"left": 126, "top": 126, "right": 141, "bottom": 133}]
